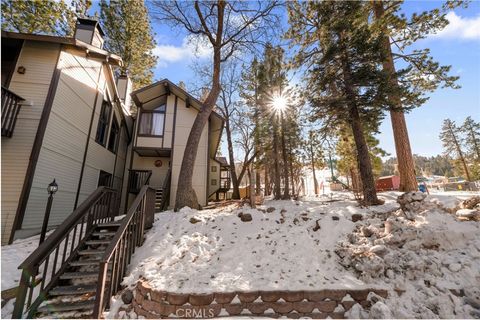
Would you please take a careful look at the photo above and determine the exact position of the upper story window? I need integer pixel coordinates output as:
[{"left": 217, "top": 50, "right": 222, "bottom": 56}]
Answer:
[
  {"left": 139, "top": 104, "right": 166, "bottom": 136},
  {"left": 96, "top": 100, "right": 112, "bottom": 146},
  {"left": 108, "top": 117, "right": 119, "bottom": 153}
]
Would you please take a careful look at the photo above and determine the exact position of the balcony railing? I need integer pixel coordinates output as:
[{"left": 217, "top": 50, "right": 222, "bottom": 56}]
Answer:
[
  {"left": 128, "top": 170, "right": 152, "bottom": 194},
  {"left": 2, "top": 86, "right": 25, "bottom": 138}
]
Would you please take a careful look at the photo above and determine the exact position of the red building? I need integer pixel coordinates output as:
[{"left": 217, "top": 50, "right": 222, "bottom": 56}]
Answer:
[{"left": 376, "top": 175, "right": 400, "bottom": 191}]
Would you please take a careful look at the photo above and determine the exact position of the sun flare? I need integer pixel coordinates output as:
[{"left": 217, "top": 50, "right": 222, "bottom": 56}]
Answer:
[{"left": 270, "top": 93, "right": 289, "bottom": 113}]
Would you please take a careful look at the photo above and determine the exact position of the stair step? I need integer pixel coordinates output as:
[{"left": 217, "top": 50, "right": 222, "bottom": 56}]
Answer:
[
  {"left": 78, "top": 249, "right": 104, "bottom": 256},
  {"left": 49, "top": 285, "right": 97, "bottom": 296},
  {"left": 69, "top": 259, "right": 100, "bottom": 266},
  {"left": 37, "top": 300, "right": 95, "bottom": 313},
  {"left": 92, "top": 231, "right": 116, "bottom": 237},
  {"left": 85, "top": 239, "right": 111, "bottom": 245},
  {"left": 60, "top": 272, "right": 98, "bottom": 280},
  {"left": 96, "top": 221, "right": 121, "bottom": 228}
]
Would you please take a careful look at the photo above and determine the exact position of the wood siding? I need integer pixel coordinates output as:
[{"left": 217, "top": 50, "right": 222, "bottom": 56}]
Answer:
[
  {"left": 1, "top": 41, "right": 60, "bottom": 244},
  {"left": 15, "top": 47, "right": 128, "bottom": 239},
  {"left": 170, "top": 97, "right": 208, "bottom": 207}
]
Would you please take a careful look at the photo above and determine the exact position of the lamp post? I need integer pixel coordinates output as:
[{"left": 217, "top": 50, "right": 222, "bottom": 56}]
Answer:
[{"left": 39, "top": 179, "right": 58, "bottom": 245}]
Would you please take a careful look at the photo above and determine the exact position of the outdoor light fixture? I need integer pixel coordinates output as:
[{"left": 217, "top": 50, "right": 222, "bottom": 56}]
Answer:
[
  {"left": 47, "top": 179, "right": 58, "bottom": 194},
  {"left": 40, "top": 179, "right": 58, "bottom": 244}
]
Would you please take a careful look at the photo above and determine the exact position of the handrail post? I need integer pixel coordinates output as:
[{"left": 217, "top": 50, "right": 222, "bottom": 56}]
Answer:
[
  {"left": 93, "top": 262, "right": 108, "bottom": 318},
  {"left": 12, "top": 269, "right": 31, "bottom": 318}
]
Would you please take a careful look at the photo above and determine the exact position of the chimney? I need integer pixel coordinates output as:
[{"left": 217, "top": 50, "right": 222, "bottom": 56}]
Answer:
[
  {"left": 74, "top": 17, "right": 105, "bottom": 49},
  {"left": 116, "top": 73, "right": 132, "bottom": 109}
]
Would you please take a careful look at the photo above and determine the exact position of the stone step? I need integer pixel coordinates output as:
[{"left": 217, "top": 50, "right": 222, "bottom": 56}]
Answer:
[
  {"left": 37, "top": 300, "right": 94, "bottom": 313},
  {"left": 49, "top": 285, "right": 97, "bottom": 296},
  {"left": 60, "top": 272, "right": 98, "bottom": 280}
]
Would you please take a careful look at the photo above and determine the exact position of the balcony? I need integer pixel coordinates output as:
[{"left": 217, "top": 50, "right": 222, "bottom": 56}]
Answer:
[{"left": 1, "top": 86, "right": 25, "bottom": 137}]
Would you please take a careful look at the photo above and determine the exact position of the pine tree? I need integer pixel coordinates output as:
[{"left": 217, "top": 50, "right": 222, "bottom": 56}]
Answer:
[
  {"left": 371, "top": 0, "right": 461, "bottom": 192},
  {"left": 305, "top": 130, "right": 324, "bottom": 195},
  {"left": 1, "top": 0, "right": 83, "bottom": 36},
  {"left": 461, "top": 116, "right": 480, "bottom": 161},
  {"left": 99, "top": 0, "right": 157, "bottom": 90},
  {"left": 439, "top": 119, "right": 471, "bottom": 181},
  {"left": 287, "top": 1, "right": 391, "bottom": 205}
]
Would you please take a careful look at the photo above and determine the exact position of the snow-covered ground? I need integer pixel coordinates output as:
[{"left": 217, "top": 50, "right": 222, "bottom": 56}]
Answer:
[
  {"left": 116, "top": 190, "right": 479, "bottom": 318},
  {"left": 2, "top": 190, "right": 479, "bottom": 319}
]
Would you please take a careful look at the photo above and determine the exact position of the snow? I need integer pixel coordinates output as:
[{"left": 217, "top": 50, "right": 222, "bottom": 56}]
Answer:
[{"left": 123, "top": 194, "right": 384, "bottom": 293}]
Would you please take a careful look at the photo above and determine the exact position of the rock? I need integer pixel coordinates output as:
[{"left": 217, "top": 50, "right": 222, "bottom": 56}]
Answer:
[
  {"left": 464, "top": 287, "right": 480, "bottom": 309},
  {"left": 332, "top": 215, "right": 340, "bottom": 221},
  {"left": 240, "top": 213, "right": 252, "bottom": 222},
  {"left": 411, "top": 192, "right": 426, "bottom": 201},
  {"left": 266, "top": 207, "right": 276, "bottom": 213},
  {"left": 366, "top": 292, "right": 383, "bottom": 304},
  {"left": 448, "top": 263, "right": 462, "bottom": 272},
  {"left": 456, "top": 209, "right": 479, "bottom": 219},
  {"left": 280, "top": 209, "right": 287, "bottom": 213},
  {"left": 460, "top": 196, "right": 480, "bottom": 209},
  {"left": 189, "top": 217, "right": 201, "bottom": 224},
  {"left": 369, "top": 301, "right": 392, "bottom": 319},
  {"left": 369, "top": 245, "right": 388, "bottom": 257},
  {"left": 122, "top": 289, "right": 134, "bottom": 304},
  {"left": 344, "top": 303, "right": 365, "bottom": 319},
  {"left": 313, "top": 219, "right": 321, "bottom": 232},
  {"left": 351, "top": 213, "right": 363, "bottom": 222},
  {"left": 237, "top": 212, "right": 244, "bottom": 217},
  {"left": 361, "top": 226, "right": 374, "bottom": 237}
]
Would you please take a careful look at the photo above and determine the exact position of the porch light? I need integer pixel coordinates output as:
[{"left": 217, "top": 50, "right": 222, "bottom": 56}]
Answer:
[{"left": 47, "top": 179, "right": 58, "bottom": 195}]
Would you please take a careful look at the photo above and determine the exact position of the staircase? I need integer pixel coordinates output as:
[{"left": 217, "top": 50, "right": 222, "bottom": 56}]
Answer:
[
  {"left": 12, "top": 186, "right": 156, "bottom": 319},
  {"left": 35, "top": 221, "right": 121, "bottom": 318},
  {"left": 155, "top": 188, "right": 163, "bottom": 211}
]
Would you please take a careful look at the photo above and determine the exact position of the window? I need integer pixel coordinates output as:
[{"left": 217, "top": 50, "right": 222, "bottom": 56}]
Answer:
[
  {"left": 96, "top": 100, "right": 112, "bottom": 146},
  {"left": 98, "top": 170, "right": 112, "bottom": 187},
  {"left": 211, "top": 179, "right": 217, "bottom": 186},
  {"left": 211, "top": 166, "right": 217, "bottom": 172},
  {"left": 139, "top": 104, "right": 165, "bottom": 136},
  {"left": 108, "top": 117, "right": 119, "bottom": 153}
]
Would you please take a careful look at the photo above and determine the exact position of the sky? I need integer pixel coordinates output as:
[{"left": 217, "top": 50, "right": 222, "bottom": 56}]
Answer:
[{"left": 92, "top": 1, "right": 480, "bottom": 159}]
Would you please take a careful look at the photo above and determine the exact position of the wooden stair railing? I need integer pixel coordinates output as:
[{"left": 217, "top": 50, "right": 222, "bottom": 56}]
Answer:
[
  {"left": 12, "top": 187, "right": 118, "bottom": 319},
  {"left": 2, "top": 86, "right": 25, "bottom": 138},
  {"left": 93, "top": 185, "right": 155, "bottom": 317}
]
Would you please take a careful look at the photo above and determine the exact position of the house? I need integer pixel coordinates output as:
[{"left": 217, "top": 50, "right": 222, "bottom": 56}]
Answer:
[
  {"left": 1, "top": 18, "right": 227, "bottom": 245},
  {"left": 1, "top": 18, "right": 132, "bottom": 244},
  {"left": 126, "top": 80, "right": 225, "bottom": 210}
]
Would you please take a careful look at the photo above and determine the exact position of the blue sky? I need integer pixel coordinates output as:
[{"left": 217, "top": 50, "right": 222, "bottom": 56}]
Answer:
[{"left": 92, "top": 1, "right": 480, "bottom": 158}]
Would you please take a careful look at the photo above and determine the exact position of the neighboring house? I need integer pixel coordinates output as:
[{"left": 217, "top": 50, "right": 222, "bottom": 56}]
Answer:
[
  {"left": 1, "top": 18, "right": 227, "bottom": 245},
  {"left": 126, "top": 80, "right": 225, "bottom": 210},
  {"left": 1, "top": 18, "right": 131, "bottom": 244}
]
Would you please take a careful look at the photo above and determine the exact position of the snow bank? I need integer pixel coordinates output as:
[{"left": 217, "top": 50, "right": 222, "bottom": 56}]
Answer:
[
  {"left": 122, "top": 194, "right": 388, "bottom": 293},
  {"left": 336, "top": 192, "right": 480, "bottom": 318}
]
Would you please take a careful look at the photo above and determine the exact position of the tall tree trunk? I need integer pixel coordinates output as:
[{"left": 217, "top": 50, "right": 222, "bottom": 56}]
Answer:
[
  {"left": 264, "top": 166, "right": 269, "bottom": 196},
  {"left": 256, "top": 171, "right": 261, "bottom": 196},
  {"left": 289, "top": 149, "right": 296, "bottom": 196},
  {"left": 310, "top": 142, "right": 319, "bottom": 195},
  {"left": 273, "top": 119, "right": 281, "bottom": 199},
  {"left": 225, "top": 118, "right": 241, "bottom": 199},
  {"left": 280, "top": 114, "right": 290, "bottom": 199},
  {"left": 372, "top": 0, "right": 418, "bottom": 192},
  {"left": 340, "top": 40, "right": 379, "bottom": 205},
  {"left": 248, "top": 166, "right": 256, "bottom": 208},
  {"left": 448, "top": 124, "right": 472, "bottom": 181}
]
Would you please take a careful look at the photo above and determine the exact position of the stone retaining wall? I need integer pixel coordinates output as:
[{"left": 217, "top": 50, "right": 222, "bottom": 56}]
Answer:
[{"left": 132, "top": 280, "right": 388, "bottom": 319}]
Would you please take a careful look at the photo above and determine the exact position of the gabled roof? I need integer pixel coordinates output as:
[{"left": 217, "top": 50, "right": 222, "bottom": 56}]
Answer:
[
  {"left": 1, "top": 31, "right": 122, "bottom": 66},
  {"left": 131, "top": 79, "right": 225, "bottom": 158},
  {"left": 215, "top": 157, "right": 229, "bottom": 167}
]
